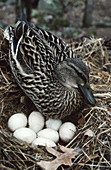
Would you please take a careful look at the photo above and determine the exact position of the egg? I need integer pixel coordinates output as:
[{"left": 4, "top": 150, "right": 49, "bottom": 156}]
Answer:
[
  {"left": 28, "top": 111, "right": 44, "bottom": 133},
  {"left": 46, "top": 118, "right": 62, "bottom": 131},
  {"left": 32, "top": 137, "right": 56, "bottom": 148},
  {"left": 8, "top": 113, "right": 27, "bottom": 131},
  {"left": 37, "top": 128, "right": 59, "bottom": 143},
  {"left": 59, "top": 122, "right": 76, "bottom": 143},
  {"left": 13, "top": 127, "right": 36, "bottom": 144}
]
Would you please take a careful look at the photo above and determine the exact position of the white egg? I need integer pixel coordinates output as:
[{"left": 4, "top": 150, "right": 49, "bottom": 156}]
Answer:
[
  {"left": 46, "top": 118, "right": 62, "bottom": 131},
  {"left": 37, "top": 128, "right": 59, "bottom": 143},
  {"left": 28, "top": 111, "right": 44, "bottom": 133},
  {"left": 13, "top": 127, "right": 36, "bottom": 144},
  {"left": 59, "top": 122, "right": 76, "bottom": 143},
  {"left": 32, "top": 137, "right": 56, "bottom": 148},
  {"left": 8, "top": 113, "right": 27, "bottom": 131}
]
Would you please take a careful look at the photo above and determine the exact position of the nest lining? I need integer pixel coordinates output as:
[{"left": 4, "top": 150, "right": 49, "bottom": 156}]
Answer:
[{"left": 0, "top": 28, "right": 111, "bottom": 169}]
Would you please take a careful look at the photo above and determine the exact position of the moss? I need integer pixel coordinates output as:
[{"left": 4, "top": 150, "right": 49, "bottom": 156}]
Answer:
[
  {"left": 0, "top": 13, "right": 4, "bottom": 19},
  {"left": 62, "top": 27, "right": 81, "bottom": 38},
  {"left": 52, "top": 17, "right": 69, "bottom": 29},
  {"left": 87, "top": 30, "right": 97, "bottom": 36},
  {"left": 34, "top": 11, "right": 69, "bottom": 30}
]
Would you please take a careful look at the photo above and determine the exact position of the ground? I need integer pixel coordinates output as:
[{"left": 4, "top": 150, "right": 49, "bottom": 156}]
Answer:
[{"left": 0, "top": 0, "right": 111, "bottom": 38}]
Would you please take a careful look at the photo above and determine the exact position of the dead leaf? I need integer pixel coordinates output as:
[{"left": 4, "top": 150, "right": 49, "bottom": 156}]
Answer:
[
  {"left": 78, "top": 116, "right": 85, "bottom": 125},
  {"left": 37, "top": 144, "right": 81, "bottom": 170}
]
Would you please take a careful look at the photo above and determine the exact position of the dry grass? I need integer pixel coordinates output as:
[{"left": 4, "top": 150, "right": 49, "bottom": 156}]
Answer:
[{"left": 0, "top": 28, "right": 111, "bottom": 170}]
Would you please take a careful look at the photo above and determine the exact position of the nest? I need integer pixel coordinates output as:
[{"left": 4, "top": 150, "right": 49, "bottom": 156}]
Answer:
[{"left": 0, "top": 27, "right": 111, "bottom": 170}]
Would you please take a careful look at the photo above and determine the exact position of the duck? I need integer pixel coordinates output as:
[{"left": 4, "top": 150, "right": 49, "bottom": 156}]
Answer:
[{"left": 4, "top": 18, "right": 96, "bottom": 119}]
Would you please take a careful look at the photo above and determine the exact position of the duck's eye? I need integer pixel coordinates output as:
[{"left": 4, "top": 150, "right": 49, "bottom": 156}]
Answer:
[{"left": 69, "top": 64, "right": 84, "bottom": 76}]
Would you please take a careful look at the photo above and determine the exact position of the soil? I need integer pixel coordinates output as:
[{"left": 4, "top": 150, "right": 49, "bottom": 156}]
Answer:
[{"left": 0, "top": 0, "right": 111, "bottom": 38}]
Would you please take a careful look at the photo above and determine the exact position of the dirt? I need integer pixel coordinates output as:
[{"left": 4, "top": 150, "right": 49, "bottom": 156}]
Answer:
[{"left": 0, "top": 0, "right": 111, "bottom": 38}]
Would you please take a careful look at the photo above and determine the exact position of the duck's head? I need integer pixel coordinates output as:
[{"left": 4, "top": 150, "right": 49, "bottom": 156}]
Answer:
[{"left": 55, "top": 57, "right": 96, "bottom": 106}]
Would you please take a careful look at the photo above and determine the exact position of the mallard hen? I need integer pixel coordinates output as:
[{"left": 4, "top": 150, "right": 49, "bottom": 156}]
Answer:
[{"left": 4, "top": 19, "right": 96, "bottom": 119}]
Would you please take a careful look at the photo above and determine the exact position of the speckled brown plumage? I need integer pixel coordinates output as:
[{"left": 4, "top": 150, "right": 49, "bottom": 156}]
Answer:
[{"left": 4, "top": 19, "right": 96, "bottom": 119}]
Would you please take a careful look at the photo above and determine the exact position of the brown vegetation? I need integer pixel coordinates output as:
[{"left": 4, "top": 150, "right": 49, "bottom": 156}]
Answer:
[{"left": 0, "top": 28, "right": 111, "bottom": 169}]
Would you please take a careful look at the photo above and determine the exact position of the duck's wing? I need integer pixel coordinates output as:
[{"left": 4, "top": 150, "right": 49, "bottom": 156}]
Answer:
[
  {"left": 30, "top": 23, "right": 75, "bottom": 64},
  {"left": 7, "top": 20, "right": 57, "bottom": 100}
]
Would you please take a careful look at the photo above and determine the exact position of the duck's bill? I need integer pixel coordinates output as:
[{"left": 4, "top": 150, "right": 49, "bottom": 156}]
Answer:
[{"left": 79, "top": 83, "right": 96, "bottom": 106}]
